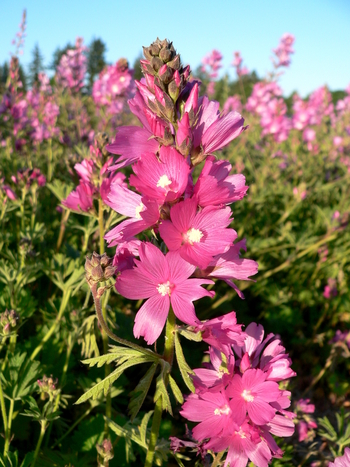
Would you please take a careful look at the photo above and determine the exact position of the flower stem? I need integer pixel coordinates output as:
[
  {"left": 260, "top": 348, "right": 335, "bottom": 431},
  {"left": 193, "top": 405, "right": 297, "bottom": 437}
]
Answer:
[
  {"left": 144, "top": 397, "right": 163, "bottom": 467},
  {"left": 164, "top": 308, "right": 176, "bottom": 366},
  {"left": 98, "top": 198, "right": 111, "bottom": 436},
  {"left": 30, "top": 289, "right": 71, "bottom": 361},
  {"left": 3, "top": 398, "right": 14, "bottom": 457},
  {"left": 47, "top": 139, "right": 53, "bottom": 182},
  {"left": 144, "top": 309, "right": 176, "bottom": 467},
  {"left": 32, "top": 420, "right": 47, "bottom": 467},
  {"left": 90, "top": 284, "right": 160, "bottom": 360},
  {"left": 0, "top": 378, "right": 8, "bottom": 456}
]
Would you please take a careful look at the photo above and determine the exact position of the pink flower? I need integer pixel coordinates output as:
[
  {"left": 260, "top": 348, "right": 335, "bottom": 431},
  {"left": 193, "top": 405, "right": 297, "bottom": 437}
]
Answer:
[
  {"left": 129, "top": 146, "right": 190, "bottom": 203},
  {"left": 105, "top": 183, "right": 160, "bottom": 246},
  {"left": 227, "top": 369, "right": 281, "bottom": 425},
  {"left": 192, "top": 97, "right": 245, "bottom": 157},
  {"left": 180, "top": 390, "right": 233, "bottom": 441},
  {"left": 62, "top": 181, "right": 94, "bottom": 212},
  {"left": 195, "top": 311, "right": 245, "bottom": 354},
  {"left": 115, "top": 242, "right": 214, "bottom": 344},
  {"left": 193, "top": 156, "right": 248, "bottom": 207},
  {"left": 159, "top": 197, "right": 236, "bottom": 269},
  {"left": 329, "top": 448, "right": 350, "bottom": 467},
  {"left": 199, "top": 239, "right": 258, "bottom": 299}
]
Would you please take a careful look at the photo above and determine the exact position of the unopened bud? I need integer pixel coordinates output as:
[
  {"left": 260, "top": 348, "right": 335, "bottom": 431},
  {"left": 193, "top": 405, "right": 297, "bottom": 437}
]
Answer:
[
  {"left": 85, "top": 252, "right": 116, "bottom": 287},
  {"left": 142, "top": 46, "right": 153, "bottom": 61},
  {"left": 97, "top": 438, "right": 114, "bottom": 466},
  {"left": 37, "top": 374, "right": 59, "bottom": 401},
  {"left": 159, "top": 47, "right": 173, "bottom": 63},
  {"left": 151, "top": 56, "right": 163, "bottom": 72},
  {"left": 0, "top": 309, "right": 20, "bottom": 336},
  {"left": 150, "top": 43, "right": 161, "bottom": 56},
  {"left": 158, "top": 65, "right": 173, "bottom": 84},
  {"left": 168, "top": 79, "right": 180, "bottom": 102},
  {"left": 167, "top": 54, "right": 181, "bottom": 71}
]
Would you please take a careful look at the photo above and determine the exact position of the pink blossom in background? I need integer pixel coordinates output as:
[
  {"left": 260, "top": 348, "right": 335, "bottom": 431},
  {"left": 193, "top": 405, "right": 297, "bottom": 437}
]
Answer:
[
  {"left": 329, "top": 448, "right": 350, "bottom": 467},
  {"left": 295, "top": 399, "right": 317, "bottom": 442},
  {"left": 232, "top": 51, "right": 249, "bottom": 77},
  {"left": 272, "top": 33, "right": 295, "bottom": 68},
  {"left": 201, "top": 49, "right": 223, "bottom": 79},
  {"left": 56, "top": 37, "right": 87, "bottom": 91},
  {"left": 115, "top": 242, "right": 214, "bottom": 344},
  {"left": 92, "top": 58, "right": 135, "bottom": 115},
  {"left": 329, "top": 330, "right": 350, "bottom": 349},
  {"left": 223, "top": 95, "right": 242, "bottom": 115},
  {"left": 323, "top": 278, "right": 337, "bottom": 299}
]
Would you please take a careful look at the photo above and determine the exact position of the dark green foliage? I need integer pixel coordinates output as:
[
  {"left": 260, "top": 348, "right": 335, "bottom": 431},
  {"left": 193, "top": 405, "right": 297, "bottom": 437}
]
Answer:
[
  {"left": 86, "top": 38, "right": 107, "bottom": 92},
  {"left": 28, "top": 44, "right": 45, "bottom": 88}
]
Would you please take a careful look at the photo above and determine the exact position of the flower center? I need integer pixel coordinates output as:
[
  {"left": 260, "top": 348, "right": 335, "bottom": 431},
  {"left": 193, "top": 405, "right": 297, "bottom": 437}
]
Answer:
[
  {"left": 214, "top": 404, "right": 231, "bottom": 416},
  {"left": 241, "top": 389, "right": 254, "bottom": 402},
  {"left": 135, "top": 202, "right": 144, "bottom": 219},
  {"left": 157, "top": 280, "right": 173, "bottom": 296},
  {"left": 186, "top": 227, "right": 203, "bottom": 244},
  {"left": 157, "top": 174, "right": 172, "bottom": 189}
]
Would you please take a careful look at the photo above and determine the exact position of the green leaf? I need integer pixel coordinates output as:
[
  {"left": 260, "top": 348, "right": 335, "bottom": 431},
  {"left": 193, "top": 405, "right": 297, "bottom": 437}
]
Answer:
[
  {"left": 154, "top": 373, "right": 172, "bottom": 416},
  {"left": 0, "top": 451, "right": 19, "bottom": 467},
  {"left": 139, "top": 411, "right": 153, "bottom": 445},
  {"left": 178, "top": 328, "right": 202, "bottom": 342},
  {"left": 128, "top": 363, "right": 157, "bottom": 421},
  {"left": 174, "top": 333, "right": 195, "bottom": 393},
  {"left": 47, "top": 179, "right": 74, "bottom": 202},
  {"left": 168, "top": 375, "right": 184, "bottom": 404},
  {"left": 82, "top": 347, "right": 148, "bottom": 368},
  {"left": 75, "top": 355, "right": 154, "bottom": 404}
]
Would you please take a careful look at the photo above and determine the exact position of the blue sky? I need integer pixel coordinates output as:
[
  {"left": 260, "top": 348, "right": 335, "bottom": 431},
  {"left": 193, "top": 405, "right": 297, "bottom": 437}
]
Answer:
[{"left": 1, "top": 0, "right": 349, "bottom": 97}]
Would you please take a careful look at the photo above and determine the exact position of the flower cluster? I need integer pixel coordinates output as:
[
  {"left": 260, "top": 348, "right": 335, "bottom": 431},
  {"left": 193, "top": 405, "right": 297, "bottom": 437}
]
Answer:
[
  {"left": 0, "top": 309, "right": 20, "bottom": 336},
  {"left": 56, "top": 37, "right": 87, "bottom": 92},
  {"left": 26, "top": 73, "right": 60, "bottom": 143},
  {"left": 102, "top": 38, "right": 256, "bottom": 344},
  {"left": 179, "top": 320, "right": 296, "bottom": 466},
  {"left": 63, "top": 133, "right": 126, "bottom": 212},
  {"left": 294, "top": 398, "right": 317, "bottom": 442},
  {"left": 92, "top": 58, "right": 135, "bottom": 115},
  {"left": 232, "top": 51, "right": 249, "bottom": 77},
  {"left": 272, "top": 33, "right": 295, "bottom": 68}
]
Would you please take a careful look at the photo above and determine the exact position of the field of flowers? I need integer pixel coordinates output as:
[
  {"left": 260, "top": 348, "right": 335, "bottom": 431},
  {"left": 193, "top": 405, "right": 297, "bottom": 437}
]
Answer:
[{"left": 0, "top": 13, "right": 350, "bottom": 467}]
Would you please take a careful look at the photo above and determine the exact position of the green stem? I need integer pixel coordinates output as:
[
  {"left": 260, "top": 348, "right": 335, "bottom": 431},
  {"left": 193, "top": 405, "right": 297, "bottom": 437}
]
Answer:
[
  {"left": 211, "top": 450, "right": 225, "bottom": 467},
  {"left": 90, "top": 284, "right": 160, "bottom": 360},
  {"left": 144, "top": 310, "right": 176, "bottom": 467},
  {"left": 0, "top": 378, "right": 8, "bottom": 456},
  {"left": 32, "top": 420, "right": 47, "bottom": 467},
  {"left": 45, "top": 334, "right": 74, "bottom": 447},
  {"left": 3, "top": 398, "right": 14, "bottom": 457},
  {"left": 98, "top": 198, "right": 105, "bottom": 255},
  {"left": 47, "top": 139, "right": 53, "bottom": 182},
  {"left": 144, "top": 397, "right": 163, "bottom": 467},
  {"left": 98, "top": 198, "right": 111, "bottom": 436},
  {"left": 30, "top": 289, "right": 71, "bottom": 361},
  {"left": 56, "top": 209, "right": 70, "bottom": 252},
  {"left": 163, "top": 308, "right": 176, "bottom": 366}
]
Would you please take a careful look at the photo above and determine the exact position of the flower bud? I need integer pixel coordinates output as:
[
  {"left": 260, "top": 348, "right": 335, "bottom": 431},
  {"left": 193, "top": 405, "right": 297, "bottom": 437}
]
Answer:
[
  {"left": 167, "top": 54, "right": 181, "bottom": 71},
  {"left": 85, "top": 252, "right": 116, "bottom": 287},
  {"left": 168, "top": 79, "right": 180, "bottom": 102},
  {"left": 37, "top": 375, "right": 59, "bottom": 401},
  {"left": 0, "top": 309, "right": 20, "bottom": 337},
  {"left": 97, "top": 438, "right": 114, "bottom": 466},
  {"left": 158, "top": 65, "right": 173, "bottom": 84},
  {"left": 151, "top": 56, "right": 163, "bottom": 73},
  {"left": 159, "top": 47, "right": 173, "bottom": 63}
]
